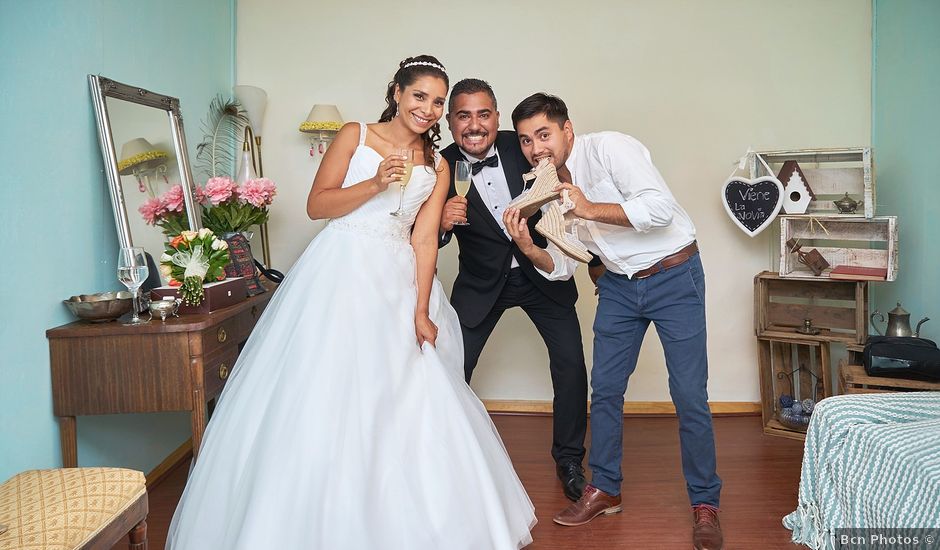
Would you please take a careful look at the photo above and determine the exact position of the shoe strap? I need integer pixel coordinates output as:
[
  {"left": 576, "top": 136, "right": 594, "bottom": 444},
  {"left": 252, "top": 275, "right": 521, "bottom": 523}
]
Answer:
[{"left": 558, "top": 189, "right": 575, "bottom": 214}]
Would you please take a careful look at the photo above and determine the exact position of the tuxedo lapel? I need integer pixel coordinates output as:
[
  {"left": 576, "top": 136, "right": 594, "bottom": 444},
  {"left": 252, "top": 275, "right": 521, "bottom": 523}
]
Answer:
[{"left": 497, "top": 136, "right": 526, "bottom": 199}]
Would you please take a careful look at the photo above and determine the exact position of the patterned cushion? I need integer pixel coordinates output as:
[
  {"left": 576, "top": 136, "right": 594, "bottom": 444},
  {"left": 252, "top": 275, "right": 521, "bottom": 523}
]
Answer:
[{"left": 0, "top": 468, "right": 145, "bottom": 550}]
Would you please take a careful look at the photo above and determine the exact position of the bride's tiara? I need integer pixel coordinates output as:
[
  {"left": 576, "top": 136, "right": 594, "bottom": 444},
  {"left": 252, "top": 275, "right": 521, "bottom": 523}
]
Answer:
[{"left": 402, "top": 61, "right": 446, "bottom": 72}]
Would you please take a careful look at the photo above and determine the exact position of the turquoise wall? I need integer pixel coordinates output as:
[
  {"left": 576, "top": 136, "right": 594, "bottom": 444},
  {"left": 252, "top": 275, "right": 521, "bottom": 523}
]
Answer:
[
  {"left": 0, "top": 0, "right": 234, "bottom": 481},
  {"left": 871, "top": 0, "right": 940, "bottom": 340}
]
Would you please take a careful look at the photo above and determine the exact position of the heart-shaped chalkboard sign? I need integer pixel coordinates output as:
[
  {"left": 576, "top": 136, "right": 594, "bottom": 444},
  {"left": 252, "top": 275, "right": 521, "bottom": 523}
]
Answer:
[{"left": 721, "top": 176, "right": 784, "bottom": 237}]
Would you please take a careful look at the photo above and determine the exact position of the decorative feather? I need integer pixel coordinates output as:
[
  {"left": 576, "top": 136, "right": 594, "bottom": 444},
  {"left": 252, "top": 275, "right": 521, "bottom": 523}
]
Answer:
[{"left": 194, "top": 95, "right": 249, "bottom": 179}]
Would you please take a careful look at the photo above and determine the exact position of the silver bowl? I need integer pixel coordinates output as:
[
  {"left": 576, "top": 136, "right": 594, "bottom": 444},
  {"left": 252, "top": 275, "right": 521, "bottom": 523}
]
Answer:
[{"left": 63, "top": 291, "right": 134, "bottom": 322}]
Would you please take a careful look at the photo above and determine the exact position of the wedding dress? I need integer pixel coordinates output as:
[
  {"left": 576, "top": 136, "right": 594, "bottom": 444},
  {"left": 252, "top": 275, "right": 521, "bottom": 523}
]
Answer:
[{"left": 166, "top": 122, "right": 536, "bottom": 549}]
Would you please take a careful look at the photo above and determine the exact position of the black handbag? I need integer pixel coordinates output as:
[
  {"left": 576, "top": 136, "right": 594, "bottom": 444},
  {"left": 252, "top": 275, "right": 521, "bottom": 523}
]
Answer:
[{"left": 863, "top": 335, "right": 940, "bottom": 381}]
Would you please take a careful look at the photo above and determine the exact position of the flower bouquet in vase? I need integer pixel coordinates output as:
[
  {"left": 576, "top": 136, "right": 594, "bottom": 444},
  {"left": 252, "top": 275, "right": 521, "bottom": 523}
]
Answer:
[
  {"left": 195, "top": 176, "right": 276, "bottom": 295},
  {"left": 158, "top": 229, "right": 232, "bottom": 307},
  {"left": 139, "top": 183, "right": 192, "bottom": 236}
]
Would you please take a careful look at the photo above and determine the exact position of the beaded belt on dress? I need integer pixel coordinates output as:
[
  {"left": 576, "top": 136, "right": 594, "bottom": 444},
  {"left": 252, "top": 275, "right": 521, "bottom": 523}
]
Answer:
[{"left": 327, "top": 218, "right": 412, "bottom": 243}]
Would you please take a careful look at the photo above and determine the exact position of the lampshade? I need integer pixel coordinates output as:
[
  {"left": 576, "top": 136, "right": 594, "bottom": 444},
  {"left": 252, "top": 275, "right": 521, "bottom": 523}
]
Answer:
[
  {"left": 299, "top": 104, "right": 343, "bottom": 134},
  {"left": 234, "top": 85, "right": 268, "bottom": 137},
  {"left": 117, "top": 137, "right": 168, "bottom": 175}
]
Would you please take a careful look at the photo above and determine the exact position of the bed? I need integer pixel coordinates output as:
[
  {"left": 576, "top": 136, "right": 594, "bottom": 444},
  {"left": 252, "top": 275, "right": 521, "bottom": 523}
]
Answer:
[{"left": 783, "top": 392, "right": 940, "bottom": 549}]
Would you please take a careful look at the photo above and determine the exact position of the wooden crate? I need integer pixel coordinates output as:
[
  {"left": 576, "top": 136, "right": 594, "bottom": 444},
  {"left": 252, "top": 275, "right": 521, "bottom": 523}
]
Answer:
[
  {"left": 758, "top": 337, "right": 832, "bottom": 440},
  {"left": 751, "top": 148, "right": 874, "bottom": 218},
  {"left": 754, "top": 271, "right": 868, "bottom": 345},
  {"left": 839, "top": 363, "right": 940, "bottom": 394},
  {"left": 845, "top": 342, "right": 866, "bottom": 366},
  {"left": 779, "top": 215, "right": 898, "bottom": 281}
]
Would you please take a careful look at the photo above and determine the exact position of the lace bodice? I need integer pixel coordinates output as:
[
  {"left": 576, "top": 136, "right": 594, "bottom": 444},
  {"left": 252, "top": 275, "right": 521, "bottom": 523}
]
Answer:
[{"left": 326, "top": 122, "right": 440, "bottom": 243}]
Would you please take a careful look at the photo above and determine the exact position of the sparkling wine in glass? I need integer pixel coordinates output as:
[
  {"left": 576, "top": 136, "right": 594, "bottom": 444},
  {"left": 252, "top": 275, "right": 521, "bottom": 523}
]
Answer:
[
  {"left": 453, "top": 160, "right": 472, "bottom": 226},
  {"left": 117, "top": 246, "right": 150, "bottom": 325},
  {"left": 390, "top": 148, "right": 414, "bottom": 217}
]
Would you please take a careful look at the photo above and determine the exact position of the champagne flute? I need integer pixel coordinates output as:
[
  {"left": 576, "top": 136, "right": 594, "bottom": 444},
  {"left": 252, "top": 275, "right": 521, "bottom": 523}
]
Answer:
[
  {"left": 390, "top": 148, "right": 414, "bottom": 217},
  {"left": 117, "top": 246, "right": 150, "bottom": 325},
  {"left": 453, "top": 160, "right": 472, "bottom": 226}
]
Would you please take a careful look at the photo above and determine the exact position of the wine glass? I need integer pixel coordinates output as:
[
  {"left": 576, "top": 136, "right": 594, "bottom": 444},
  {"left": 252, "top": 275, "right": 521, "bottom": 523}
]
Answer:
[
  {"left": 117, "top": 246, "right": 150, "bottom": 325},
  {"left": 453, "top": 160, "right": 472, "bottom": 226},
  {"left": 389, "top": 148, "right": 414, "bottom": 217}
]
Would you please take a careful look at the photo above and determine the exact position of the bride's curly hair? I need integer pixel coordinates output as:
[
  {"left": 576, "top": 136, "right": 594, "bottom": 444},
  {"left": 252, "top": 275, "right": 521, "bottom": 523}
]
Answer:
[{"left": 379, "top": 55, "right": 448, "bottom": 168}]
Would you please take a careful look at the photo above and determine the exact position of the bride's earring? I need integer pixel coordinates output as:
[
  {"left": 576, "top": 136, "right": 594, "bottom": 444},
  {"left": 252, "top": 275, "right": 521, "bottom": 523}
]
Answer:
[{"left": 395, "top": 104, "right": 399, "bottom": 118}]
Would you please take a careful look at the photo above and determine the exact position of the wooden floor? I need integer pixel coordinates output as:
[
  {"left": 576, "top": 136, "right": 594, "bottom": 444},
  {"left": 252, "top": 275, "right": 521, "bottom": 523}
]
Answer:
[{"left": 118, "top": 415, "right": 806, "bottom": 549}]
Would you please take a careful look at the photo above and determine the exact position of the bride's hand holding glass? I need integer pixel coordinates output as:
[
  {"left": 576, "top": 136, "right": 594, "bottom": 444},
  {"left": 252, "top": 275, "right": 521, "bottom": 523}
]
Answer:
[
  {"left": 390, "top": 148, "right": 414, "bottom": 217},
  {"left": 372, "top": 153, "right": 406, "bottom": 192},
  {"left": 415, "top": 313, "right": 438, "bottom": 348}
]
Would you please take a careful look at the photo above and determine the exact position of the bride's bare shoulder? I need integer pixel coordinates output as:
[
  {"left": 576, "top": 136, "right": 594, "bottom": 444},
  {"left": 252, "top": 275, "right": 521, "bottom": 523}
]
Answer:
[{"left": 329, "top": 122, "right": 364, "bottom": 150}]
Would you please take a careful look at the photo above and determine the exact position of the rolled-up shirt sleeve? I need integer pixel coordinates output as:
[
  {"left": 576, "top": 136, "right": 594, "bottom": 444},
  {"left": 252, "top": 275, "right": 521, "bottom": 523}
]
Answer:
[
  {"left": 603, "top": 134, "right": 676, "bottom": 233},
  {"left": 534, "top": 242, "right": 579, "bottom": 281}
]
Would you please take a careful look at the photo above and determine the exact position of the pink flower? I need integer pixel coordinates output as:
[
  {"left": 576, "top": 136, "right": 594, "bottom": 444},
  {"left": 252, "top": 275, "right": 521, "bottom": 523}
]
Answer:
[
  {"left": 138, "top": 197, "right": 167, "bottom": 225},
  {"left": 238, "top": 178, "right": 278, "bottom": 208},
  {"left": 161, "top": 184, "right": 185, "bottom": 213},
  {"left": 194, "top": 185, "right": 208, "bottom": 205},
  {"left": 204, "top": 176, "right": 237, "bottom": 205}
]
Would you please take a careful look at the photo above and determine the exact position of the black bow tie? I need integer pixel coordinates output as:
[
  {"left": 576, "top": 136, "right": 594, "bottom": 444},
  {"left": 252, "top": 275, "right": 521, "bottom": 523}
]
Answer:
[{"left": 470, "top": 155, "right": 499, "bottom": 175}]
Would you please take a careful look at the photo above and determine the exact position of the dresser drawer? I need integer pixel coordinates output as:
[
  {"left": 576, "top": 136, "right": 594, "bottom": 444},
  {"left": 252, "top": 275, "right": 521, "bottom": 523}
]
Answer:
[
  {"left": 203, "top": 344, "right": 239, "bottom": 399},
  {"left": 196, "top": 300, "right": 268, "bottom": 357}
]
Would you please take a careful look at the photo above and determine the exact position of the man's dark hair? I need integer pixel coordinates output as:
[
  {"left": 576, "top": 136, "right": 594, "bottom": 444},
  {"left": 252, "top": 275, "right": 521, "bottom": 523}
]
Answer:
[
  {"left": 511, "top": 92, "right": 569, "bottom": 130},
  {"left": 448, "top": 78, "right": 497, "bottom": 113}
]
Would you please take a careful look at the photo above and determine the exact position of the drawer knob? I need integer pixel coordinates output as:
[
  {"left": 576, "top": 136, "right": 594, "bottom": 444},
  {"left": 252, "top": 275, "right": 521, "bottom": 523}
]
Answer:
[
  {"left": 218, "top": 363, "right": 229, "bottom": 380},
  {"left": 217, "top": 327, "right": 227, "bottom": 343}
]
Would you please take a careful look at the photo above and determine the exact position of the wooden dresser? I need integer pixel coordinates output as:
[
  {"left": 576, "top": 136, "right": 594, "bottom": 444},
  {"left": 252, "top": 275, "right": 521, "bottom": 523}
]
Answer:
[{"left": 46, "top": 288, "right": 274, "bottom": 467}]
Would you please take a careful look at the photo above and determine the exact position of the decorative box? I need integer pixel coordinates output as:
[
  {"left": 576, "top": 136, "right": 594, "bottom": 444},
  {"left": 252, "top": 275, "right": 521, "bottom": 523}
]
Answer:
[{"left": 151, "top": 277, "right": 248, "bottom": 315}]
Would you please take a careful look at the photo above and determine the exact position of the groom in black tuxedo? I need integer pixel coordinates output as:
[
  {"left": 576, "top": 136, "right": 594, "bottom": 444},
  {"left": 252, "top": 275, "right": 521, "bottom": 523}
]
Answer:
[{"left": 440, "top": 79, "right": 589, "bottom": 501}]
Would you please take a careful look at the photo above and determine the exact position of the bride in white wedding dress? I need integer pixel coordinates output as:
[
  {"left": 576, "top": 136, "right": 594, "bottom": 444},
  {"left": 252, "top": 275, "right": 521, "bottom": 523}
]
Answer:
[{"left": 165, "top": 55, "right": 536, "bottom": 550}]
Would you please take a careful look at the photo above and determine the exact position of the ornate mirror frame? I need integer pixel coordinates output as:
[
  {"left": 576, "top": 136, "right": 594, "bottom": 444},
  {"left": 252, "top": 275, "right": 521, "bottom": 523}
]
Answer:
[{"left": 88, "top": 74, "right": 201, "bottom": 250}]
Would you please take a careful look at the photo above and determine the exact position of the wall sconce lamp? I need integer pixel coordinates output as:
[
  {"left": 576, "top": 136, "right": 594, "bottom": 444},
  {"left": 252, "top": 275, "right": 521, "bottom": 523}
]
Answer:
[
  {"left": 233, "top": 84, "right": 272, "bottom": 267},
  {"left": 118, "top": 137, "right": 169, "bottom": 196},
  {"left": 299, "top": 104, "right": 343, "bottom": 156}
]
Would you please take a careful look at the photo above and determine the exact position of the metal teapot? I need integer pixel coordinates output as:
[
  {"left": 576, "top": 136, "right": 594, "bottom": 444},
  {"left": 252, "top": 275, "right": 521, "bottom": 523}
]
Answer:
[
  {"left": 833, "top": 192, "right": 864, "bottom": 214},
  {"left": 870, "top": 302, "right": 930, "bottom": 337}
]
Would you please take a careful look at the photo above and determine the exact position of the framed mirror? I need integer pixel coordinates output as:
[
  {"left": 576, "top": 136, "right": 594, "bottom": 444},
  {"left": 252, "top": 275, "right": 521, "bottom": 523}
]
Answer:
[{"left": 89, "top": 75, "right": 201, "bottom": 268}]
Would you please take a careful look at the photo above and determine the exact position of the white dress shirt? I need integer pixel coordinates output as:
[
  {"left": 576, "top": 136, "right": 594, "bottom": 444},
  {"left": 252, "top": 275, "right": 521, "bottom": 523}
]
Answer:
[
  {"left": 459, "top": 145, "right": 520, "bottom": 269},
  {"left": 537, "top": 132, "right": 697, "bottom": 280}
]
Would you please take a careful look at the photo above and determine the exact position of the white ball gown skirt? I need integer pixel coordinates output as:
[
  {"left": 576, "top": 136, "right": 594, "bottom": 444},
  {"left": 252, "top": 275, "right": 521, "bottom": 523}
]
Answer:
[{"left": 165, "top": 218, "right": 536, "bottom": 549}]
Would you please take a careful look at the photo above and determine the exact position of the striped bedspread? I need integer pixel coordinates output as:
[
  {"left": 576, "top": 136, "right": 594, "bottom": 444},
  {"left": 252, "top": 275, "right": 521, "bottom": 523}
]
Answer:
[{"left": 783, "top": 392, "right": 940, "bottom": 549}]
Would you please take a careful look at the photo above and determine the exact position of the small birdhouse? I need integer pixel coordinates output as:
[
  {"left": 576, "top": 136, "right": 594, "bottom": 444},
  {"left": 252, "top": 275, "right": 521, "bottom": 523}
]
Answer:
[{"left": 778, "top": 161, "right": 815, "bottom": 214}]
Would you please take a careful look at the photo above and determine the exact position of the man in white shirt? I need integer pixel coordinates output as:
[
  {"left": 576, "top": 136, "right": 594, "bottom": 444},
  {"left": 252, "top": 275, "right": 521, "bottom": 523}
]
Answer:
[{"left": 504, "top": 93, "right": 723, "bottom": 550}]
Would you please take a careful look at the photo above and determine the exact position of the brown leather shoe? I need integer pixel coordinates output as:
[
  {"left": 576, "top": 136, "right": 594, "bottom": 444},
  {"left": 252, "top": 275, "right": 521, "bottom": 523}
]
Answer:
[
  {"left": 552, "top": 484, "right": 622, "bottom": 526},
  {"left": 692, "top": 504, "right": 723, "bottom": 550}
]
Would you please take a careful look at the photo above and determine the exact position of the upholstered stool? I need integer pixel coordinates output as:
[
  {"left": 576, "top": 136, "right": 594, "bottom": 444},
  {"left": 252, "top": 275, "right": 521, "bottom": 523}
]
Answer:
[{"left": 0, "top": 468, "right": 148, "bottom": 550}]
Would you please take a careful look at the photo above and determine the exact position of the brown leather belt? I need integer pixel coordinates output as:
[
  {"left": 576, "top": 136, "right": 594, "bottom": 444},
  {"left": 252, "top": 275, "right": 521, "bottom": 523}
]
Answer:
[{"left": 630, "top": 241, "right": 699, "bottom": 280}]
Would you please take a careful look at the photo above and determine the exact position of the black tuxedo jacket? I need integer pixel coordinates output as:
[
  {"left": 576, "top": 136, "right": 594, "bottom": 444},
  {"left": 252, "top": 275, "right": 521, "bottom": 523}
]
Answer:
[{"left": 440, "top": 131, "right": 579, "bottom": 328}]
